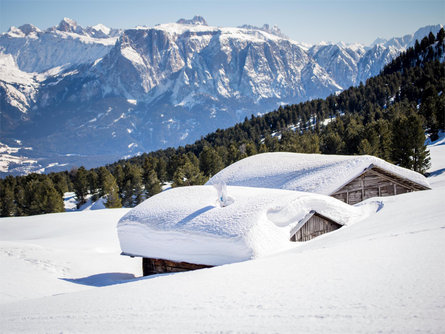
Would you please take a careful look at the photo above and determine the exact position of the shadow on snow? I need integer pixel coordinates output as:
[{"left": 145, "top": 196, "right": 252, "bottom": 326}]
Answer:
[{"left": 59, "top": 271, "right": 181, "bottom": 287}]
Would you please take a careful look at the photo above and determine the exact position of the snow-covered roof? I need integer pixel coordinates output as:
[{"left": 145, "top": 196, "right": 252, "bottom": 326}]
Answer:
[
  {"left": 117, "top": 185, "right": 375, "bottom": 266},
  {"left": 206, "top": 152, "right": 430, "bottom": 195}
]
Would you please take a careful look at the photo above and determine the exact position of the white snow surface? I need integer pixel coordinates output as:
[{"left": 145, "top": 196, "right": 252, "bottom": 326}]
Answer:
[
  {"left": 0, "top": 137, "right": 444, "bottom": 332},
  {"left": 117, "top": 186, "right": 373, "bottom": 265},
  {"left": 206, "top": 152, "right": 430, "bottom": 194}
]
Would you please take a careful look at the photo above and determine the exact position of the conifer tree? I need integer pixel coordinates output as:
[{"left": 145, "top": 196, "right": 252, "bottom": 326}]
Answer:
[
  {"left": 245, "top": 142, "right": 258, "bottom": 156},
  {"left": 145, "top": 169, "right": 162, "bottom": 198},
  {"left": 391, "top": 112, "right": 430, "bottom": 173},
  {"left": 227, "top": 143, "right": 241, "bottom": 164},
  {"left": 73, "top": 167, "right": 89, "bottom": 208},
  {"left": 321, "top": 131, "right": 344, "bottom": 154},
  {"left": 102, "top": 171, "right": 122, "bottom": 208},
  {"left": 199, "top": 146, "right": 224, "bottom": 177},
  {"left": 97, "top": 166, "right": 122, "bottom": 208},
  {"left": 49, "top": 173, "right": 69, "bottom": 196},
  {"left": 25, "top": 177, "right": 64, "bottom": 215},
  {"left": 1, "top": 186, "right": 16, "bottom": 217},
  {"left": 121, "top": 163, "right": 143, "bottom": 207},
  {"left": 155, "top": 158, "right": 168, "bottom": 183},
  {"left": 113, "top": 164, "right": 125, "bottom": 191},
  {"left": 358, "top": 139, "right": 374, "bottom": 155},
  {"left": 173, "top": 159, "right": 207, "bottom": 187},
  {"left": 300, "top": 132, "right": 321, "bottom": 153},
  {"left": 88, "top": 170, "right": 99, "bottom": 200}
]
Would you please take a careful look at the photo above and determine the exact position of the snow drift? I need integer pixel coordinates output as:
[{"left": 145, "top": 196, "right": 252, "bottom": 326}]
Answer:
[{"left": 117, "top": 185, "right": 376, "bottom": 266}]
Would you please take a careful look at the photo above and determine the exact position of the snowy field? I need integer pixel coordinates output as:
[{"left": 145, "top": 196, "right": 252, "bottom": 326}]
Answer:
[{"left": 1, "top": 136, "right": 445, "bottom": 333}]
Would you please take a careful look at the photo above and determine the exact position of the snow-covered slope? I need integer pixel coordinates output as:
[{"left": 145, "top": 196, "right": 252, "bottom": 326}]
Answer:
[
  {"left": 0, "top": 137, "right": 444, "bottom": 332},
  {"left": 0, "top": 209, "right": 139, "bottom": 305},
  {"left": 0, "top": 20, "right": 441, "bottom": 175}
]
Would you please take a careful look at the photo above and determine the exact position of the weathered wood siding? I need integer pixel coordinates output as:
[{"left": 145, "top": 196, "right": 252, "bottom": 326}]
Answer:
[
  {"left": 331, "top": 168, "right": 416, "bottom": 205},
  {"left": 142, "top": 258, "right": 212, "bottom": 276},
  {"left": 290, "top": 213, "right": 342, "bottom": 242}
]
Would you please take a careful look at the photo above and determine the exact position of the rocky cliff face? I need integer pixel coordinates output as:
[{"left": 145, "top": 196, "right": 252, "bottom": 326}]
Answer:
[{"left": 0, "top": 18, "right": 442, "bottom": 176}]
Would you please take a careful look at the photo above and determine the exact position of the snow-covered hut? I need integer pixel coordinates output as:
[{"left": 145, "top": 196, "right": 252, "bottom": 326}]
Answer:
[
  {"left": 206, "top": 153, "right": 430, "bottom": 205},
  {"left": 118, "top": 185, "right": 375, "bottom": 275}
]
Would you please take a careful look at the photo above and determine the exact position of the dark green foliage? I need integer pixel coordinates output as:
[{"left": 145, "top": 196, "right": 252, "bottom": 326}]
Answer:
[
  {"left": 113, "top": 164, "right": 125, "bottom": 191},
  {"left": 1, "top": 186, "right": 16, "bottom": 217},
  {"left": 72, "top": 167, "right": 89, "bottom": 208},
  {"left": 173, "top": 155, "right": 208, "bottom": 187},
  {"left": 391, "top": 112, "right": 431, "bottom": 173},
  {"left": 88, "top": 170, "right": 99, "bottom": 201},
  {"left": 97, "top": 166, "right": 122, "bottom": 208},
  {"left": 49, "top": 172, "right": 70, "bottom": 196},
  {"left": 24, "top": 177, "right": 64, "bottom": 215},
  {"left": 321, "top": 131, "right": 344, "bottom": 154},
  {"left": 145, "top": 169, "right": 162, "bottom": 197},
  {"left": 121, "top": 163, "right": 144, "bottom": 207},
  {"left": 98, "top": 167, "right": 122, "bottom": 208},
  {"left": 199, "top": 146, "right": 224, "bottom": 177}
]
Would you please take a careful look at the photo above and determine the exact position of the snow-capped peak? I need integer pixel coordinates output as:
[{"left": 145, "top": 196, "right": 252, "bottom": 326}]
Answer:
[
  {"left": 176, "top": 16, "right": 208, "bottom": 26},
  {"left": 56, "top": 17, "right": 82, "bottom": 33},
  {"left": 6, "top": 24, "right": 40, "bottom": 38},
  {"left": 90, "top": 23, "right": 111, "bottom": 35},
  {"left": 371, "top": 37, "right": 387, "bottom": 47},
  {"left": 19, "top": 24, "right": 41, "bottom": 35},
  {"left": 238, "top": 24, "right": 288, "bottom": 39}
]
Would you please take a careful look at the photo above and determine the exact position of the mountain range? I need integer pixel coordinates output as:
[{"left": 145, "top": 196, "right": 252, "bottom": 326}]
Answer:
[{"left": 0, "top": 16, "right": 442, "bottom": 176}]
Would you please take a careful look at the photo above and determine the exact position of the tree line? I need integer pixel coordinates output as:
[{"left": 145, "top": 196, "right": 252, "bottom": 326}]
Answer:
[{"left": 1, "top": 28, "right": 444, "bottom": 217}]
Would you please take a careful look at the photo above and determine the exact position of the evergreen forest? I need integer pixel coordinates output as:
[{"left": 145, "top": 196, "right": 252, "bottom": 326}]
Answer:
[{"left": 1, "top": 29, "right": 444, "bottom": 217}]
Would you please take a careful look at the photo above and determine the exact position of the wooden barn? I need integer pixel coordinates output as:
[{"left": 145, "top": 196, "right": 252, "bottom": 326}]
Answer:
[
  {"left": 206, "top": 152, "right": 431, "bottom": 205},
  {"left": 118, "top": 185, "right": 360, "bottom": 276},
  {"left": 290, "top": 210, "right": 343, "bottom": 242},
  {"left": 330, "top": 164, "right": 430, "bottom": 205}
]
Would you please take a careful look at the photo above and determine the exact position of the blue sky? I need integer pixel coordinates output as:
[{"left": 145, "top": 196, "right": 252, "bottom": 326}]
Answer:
[{"left": 1, "top": 0, "right": 443, "bottom": 44}]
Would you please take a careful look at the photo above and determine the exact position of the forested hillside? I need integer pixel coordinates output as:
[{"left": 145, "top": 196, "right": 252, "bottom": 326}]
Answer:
[{"left": 1, "top": 29, "right": 444, "bottom": 217}]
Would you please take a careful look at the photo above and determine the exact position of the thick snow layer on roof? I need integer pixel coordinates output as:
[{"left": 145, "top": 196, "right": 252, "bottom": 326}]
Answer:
[
  {"left": 117, "top": 185, "right": 375, "bottom": 266},
  {"left": 206, "top": 152, "right": 430, "bottom": 194}
]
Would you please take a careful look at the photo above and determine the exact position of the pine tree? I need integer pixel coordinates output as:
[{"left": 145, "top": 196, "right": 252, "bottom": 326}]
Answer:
[
  {"left": 173, "top": 159, "right": 207, "bottom": 187},
  {"left": 49, "top": 173, "right": 69, "bottom": 196},
  {"left": 358, "top": 139, "right": 374, "bottom": 155},
  {"left": 88, "top": 170, "right": 99, "bottom": 200},
  {"left": 97, "top": 167, "right": 122, "bottom": 208},
  {"left": 102, "top": 172, "right": 122, "bottom": 208},
  {"left": 155, "top": 158, "right": 168, "bottom": 183},
  {"left": 145, "top": 169, "right": 162, "bottom": 198},
  {"left": 374, "top": 119, "right": 393, "bottom": 161},
  {"left": 245, "top": 142, "right": 258, "bottom": 156},
  {"left": 113, "top": 164, "right": 125, "bottom": 191},
  {"left": 321, "top": 131, "right": 344, "bottom": 154},
  {"left": 199, "top": 146, "right": 224, "bottom": 177},
  {"left": 25, "top": 177, "right": 64, "bottom": 215},
  {"left": 391, "top": 112, "right": 430, "bottom": 173},
  {"left": 300, "top": 132, "right": 321, "bottom": 153},
  {"left": 73, "top": 167, "right": 89, "bottom": 208},
  {"left": 1, "top": 186, "right": 16, "bottom": 217},
  {"left": 227, "top": 143, "right": 241, "bottom": 164},
  {"left": 121, "top": 163, "right": 143, "bottom": 207}
]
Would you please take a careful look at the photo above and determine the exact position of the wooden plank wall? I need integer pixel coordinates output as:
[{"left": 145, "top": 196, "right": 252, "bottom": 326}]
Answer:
[
  {"left": 142, "top": 258, "right": 212, "bottom": 276},
  {"left": 331, "top": 169, "right": 413, "bottom": 205},
  {"left": 290, "top": 214, "right": 342, "bottom": 242}
]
